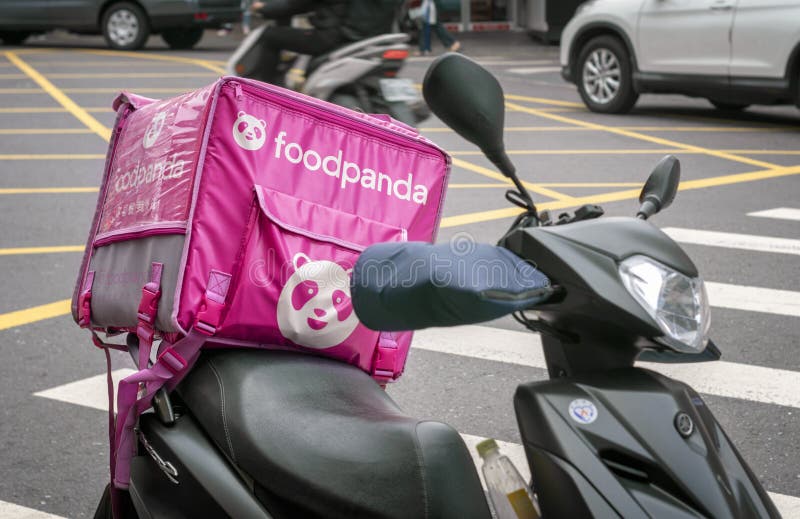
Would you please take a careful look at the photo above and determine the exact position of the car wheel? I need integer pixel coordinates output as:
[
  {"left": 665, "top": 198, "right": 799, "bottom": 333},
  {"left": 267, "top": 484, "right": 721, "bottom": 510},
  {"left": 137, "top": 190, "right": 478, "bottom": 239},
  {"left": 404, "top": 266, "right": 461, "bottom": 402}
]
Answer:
[
  {"left": 576, "top": 35, "right": 638, "bottom": 114},
  {"left": 102, "top": 2, "right": 149, "bottom": 50},
  {"left": 0, "top": 31, "right": 31, "bottom": 45},
  {"left": 710, "top": 100, "right": 750, "bottom": 111},
  {"left": 161, "top": 28, "right": 204, "bottom": 50}
]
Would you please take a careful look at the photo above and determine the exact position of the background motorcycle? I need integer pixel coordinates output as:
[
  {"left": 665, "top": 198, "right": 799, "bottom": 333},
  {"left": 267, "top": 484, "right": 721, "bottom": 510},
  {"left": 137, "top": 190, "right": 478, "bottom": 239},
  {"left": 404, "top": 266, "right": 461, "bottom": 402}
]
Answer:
[
  {"left": 351, "top": 53, "right": 782, "bottom": 518},
  {"left": 226, "top": 24, "right": 430, "bottom": 126}
]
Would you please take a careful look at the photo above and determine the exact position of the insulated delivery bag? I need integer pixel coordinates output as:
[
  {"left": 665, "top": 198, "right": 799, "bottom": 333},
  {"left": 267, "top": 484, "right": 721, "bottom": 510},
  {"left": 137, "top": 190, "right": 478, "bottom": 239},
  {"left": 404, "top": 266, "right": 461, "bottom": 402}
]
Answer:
[{"left": 72, "top": 77, "right": 450, "bottom": 490}]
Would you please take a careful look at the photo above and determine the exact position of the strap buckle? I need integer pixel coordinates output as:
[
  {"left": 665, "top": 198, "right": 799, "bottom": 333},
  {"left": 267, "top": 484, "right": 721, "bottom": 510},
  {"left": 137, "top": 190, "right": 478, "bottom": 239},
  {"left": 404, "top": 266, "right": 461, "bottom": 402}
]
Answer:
[
  {"left": 371, "top": 333, "right": 399, "bottom": 381},
  {"left": 137, "top": 285, "right": 161, "bottom": 325},
  {"left": 157, "top": 347, "right": 187, "bottom": 375},
  {"left": 195, "top": 298, "right": 225, "bottom": 336}
]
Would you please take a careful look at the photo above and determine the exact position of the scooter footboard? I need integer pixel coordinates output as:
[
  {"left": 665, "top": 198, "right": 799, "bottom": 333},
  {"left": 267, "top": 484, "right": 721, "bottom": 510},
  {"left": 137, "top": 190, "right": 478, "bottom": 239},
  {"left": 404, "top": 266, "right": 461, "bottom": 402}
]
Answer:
[
  {"left": 130, "top": 413, "right": 271, "bottom": 519},
  {"left": 513, "top": 367, "right": 780, "bottom": 519}
]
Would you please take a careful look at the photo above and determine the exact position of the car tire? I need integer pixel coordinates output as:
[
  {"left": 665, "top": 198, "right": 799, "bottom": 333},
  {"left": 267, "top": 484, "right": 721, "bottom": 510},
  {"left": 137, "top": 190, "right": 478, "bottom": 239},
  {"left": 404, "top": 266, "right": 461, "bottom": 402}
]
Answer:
[
  {"left": 710, "top": 100, "right": 749, "bottom": 111},
  {"left": 161, "top": 28, "right": 204, "bottom": 50},
  {"left": 0, "top": 31, "right": 31, "bottom": 45},
  {"left": 102, "top": 2, "right": 149, "bottom": 50},
  {"left": 576, "top": 35, "right": 638, "bottom": 114}
]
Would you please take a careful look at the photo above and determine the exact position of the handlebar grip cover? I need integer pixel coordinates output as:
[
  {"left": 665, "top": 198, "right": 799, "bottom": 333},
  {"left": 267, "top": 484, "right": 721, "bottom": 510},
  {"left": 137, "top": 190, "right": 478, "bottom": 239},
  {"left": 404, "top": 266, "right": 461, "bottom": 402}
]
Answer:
[{"left": 351, "top": 241, "right": 552, "bottom": 331}]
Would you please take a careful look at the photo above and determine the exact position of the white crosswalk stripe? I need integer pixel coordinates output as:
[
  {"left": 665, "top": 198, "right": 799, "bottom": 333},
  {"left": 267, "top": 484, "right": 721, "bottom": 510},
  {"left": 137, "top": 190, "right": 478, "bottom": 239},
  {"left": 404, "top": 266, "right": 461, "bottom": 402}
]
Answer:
[
  {"left": 460, "top": 433, "right": 800, "bottom": 516},
  {"left": 706, "top": 281, "right": 800, "bottom": 317},
  {"left": 506, "top": 66, "right": 562, "bottom": 75},
  {"left": 31, "top": 365, "right": 800, "bottom": 516},
  {"left": 0, "top": 500, "right": 66, "bottom": 519},
  {"left": 748, "top": 207, "right": 800, "bottom": 222},
  {"left": 663, "top": 227, "right": 800, "bottom": 255},
  {"left": 412, "top": 325, "right": 800, "bottom": 408}
]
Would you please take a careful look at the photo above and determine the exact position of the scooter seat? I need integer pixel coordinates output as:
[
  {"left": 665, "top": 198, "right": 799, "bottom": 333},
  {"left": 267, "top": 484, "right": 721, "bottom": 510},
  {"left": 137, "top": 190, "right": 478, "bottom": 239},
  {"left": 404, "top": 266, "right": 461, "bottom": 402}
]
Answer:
[{"left": 177, "top": 350, "right": 491, "bottom": 519}]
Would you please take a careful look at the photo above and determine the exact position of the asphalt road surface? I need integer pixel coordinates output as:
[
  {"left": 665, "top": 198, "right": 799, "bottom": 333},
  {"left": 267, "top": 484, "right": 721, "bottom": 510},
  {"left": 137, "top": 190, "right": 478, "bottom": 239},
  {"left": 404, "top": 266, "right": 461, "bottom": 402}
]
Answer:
[{"left": 0, "top": 30, "right": 798, "bottom": 518}]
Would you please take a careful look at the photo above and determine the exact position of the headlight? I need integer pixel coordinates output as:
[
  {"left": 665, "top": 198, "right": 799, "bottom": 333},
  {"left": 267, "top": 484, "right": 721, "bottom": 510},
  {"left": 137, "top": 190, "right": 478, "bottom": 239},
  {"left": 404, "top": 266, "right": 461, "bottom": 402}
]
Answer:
[{"left": 619, "top": 255, "right": 710, "bottom": 353}]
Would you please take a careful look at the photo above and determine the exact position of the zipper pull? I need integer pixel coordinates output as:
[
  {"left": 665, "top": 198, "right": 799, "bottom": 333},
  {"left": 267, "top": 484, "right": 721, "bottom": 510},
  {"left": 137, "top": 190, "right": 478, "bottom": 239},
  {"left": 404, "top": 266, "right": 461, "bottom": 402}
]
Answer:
[{"left": 232, "top": 82, "right": 243, "bottom": 100}]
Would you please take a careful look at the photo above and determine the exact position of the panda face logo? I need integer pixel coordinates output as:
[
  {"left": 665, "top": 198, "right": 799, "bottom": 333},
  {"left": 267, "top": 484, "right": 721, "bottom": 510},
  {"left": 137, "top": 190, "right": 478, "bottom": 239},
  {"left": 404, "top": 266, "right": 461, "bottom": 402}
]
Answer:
[
  {"left": 232, "top": 111, "right": 267, "bottom": 151},
  {"left": 142, "top": 111, "right": 166, "bottom": 149},
  {"left": 276, "top": 253, "right": 359, "bottom": 349}
]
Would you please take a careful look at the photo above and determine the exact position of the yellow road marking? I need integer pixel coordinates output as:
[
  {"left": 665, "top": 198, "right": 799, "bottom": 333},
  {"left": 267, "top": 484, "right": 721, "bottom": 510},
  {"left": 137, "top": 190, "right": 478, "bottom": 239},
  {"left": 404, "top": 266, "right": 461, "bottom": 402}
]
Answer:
[
  {"left": 0, "top": 107, "right": 67, "bottom": 113},
  {"left": 0, "top": 88, "right": 43, "bottom": 93},
  {"left": 0, "top": 73, "right": 26, "bottom": 79},
  {"left": 0, "top": 128, "right": 92, "bottom": 135},
  {"left": 422, "top": 125, "right": 797, "bottom": 133},
  {"left": 0, "top": 154, "right": 105, "bottom": 160},
  {"left": 452, "top": 157, "right": 576, "bottom": 202},
  {"left": 450, "top": 149, "right": 686, "bottom": 156},
  {"left": 0, "top": 299, "right": 71, "bottom": 332},
  {"left": 45, "top": 72, "right": 217, "bottom": 79},
  {"left": 78, "top": 49, "right": 226, "bottom": 74},
  {"left": 449, "top": 183, "right": 509, "bottom": 188},
  {"left": 0, "top": 245, "right": 83, "bottom": 256},
  {"left": 5, "top": 52, "right": 111, "bottom": 141},
  {"left": 62, "top": 87, "right": 189, "bottom": 94},
  {"left": 0, "top": 187, "right": 99, "bottom": 194},
  {"left": 5, "top": 60, "right": 206, "bottom": 67},
  {"left": 441, "top": 182, "right": 647, "bottom": 189},
  {"left": 441, "top": 164, "right": 800, "bottom": 228},
  {"left": 504, "top": 94, "right": 584, "bottom": 108},
  {"left": 505, "top": 102, "right": 780, "bottom": 170}
]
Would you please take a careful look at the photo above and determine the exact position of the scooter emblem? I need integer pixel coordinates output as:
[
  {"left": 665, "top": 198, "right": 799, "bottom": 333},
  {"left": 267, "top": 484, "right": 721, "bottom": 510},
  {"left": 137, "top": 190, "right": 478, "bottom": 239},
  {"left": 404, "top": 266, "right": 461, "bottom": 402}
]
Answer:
[{"left": 568, "top": 399, "right": 598, "bottom": 425}]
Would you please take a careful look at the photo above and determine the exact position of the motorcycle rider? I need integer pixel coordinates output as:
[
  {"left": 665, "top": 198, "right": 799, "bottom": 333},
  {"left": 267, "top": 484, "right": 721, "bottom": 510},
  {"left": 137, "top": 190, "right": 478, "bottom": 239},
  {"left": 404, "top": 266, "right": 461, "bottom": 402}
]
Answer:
[{"left": 251, "top": 0, "right": 401, "bottom": 84}]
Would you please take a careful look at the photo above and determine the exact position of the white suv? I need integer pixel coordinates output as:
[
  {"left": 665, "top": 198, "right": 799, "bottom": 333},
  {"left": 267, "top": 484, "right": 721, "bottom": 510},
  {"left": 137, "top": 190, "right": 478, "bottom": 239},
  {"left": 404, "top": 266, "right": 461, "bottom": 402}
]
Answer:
[{"left": 560, "top": 0, "right": 800, "bottom": 113}]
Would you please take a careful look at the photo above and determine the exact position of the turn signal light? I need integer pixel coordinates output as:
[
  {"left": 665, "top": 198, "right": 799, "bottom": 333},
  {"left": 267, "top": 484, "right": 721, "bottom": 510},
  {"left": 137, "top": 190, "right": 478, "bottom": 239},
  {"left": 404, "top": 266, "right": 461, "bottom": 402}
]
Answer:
[{"left": 382, "top": 49, "right": 409, "bottom": 60}]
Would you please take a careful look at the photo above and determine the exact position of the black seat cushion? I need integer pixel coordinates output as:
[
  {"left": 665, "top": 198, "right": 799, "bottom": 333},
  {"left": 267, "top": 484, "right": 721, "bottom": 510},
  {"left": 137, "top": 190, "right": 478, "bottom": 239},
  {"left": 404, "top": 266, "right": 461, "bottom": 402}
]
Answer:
[{"left": 177, "top": 350, "right": 491, "bottom": 519}]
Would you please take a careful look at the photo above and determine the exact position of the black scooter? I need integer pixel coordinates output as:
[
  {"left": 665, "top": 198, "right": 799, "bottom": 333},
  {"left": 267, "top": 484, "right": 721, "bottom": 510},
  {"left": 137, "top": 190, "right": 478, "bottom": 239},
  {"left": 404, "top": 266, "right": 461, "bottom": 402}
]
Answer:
[{"left": 95, "top": 54, "right": 780, "bottom": 519}]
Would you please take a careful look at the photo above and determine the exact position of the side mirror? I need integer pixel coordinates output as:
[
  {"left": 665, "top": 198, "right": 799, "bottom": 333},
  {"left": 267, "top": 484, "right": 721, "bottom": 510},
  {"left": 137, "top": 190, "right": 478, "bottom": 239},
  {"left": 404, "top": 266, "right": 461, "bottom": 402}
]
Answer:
[
  {"left": 637, "top": 155, "right": 680, "bottom": 219},
  {"left": 422, "top": 53, "right": 515, "bottom": 177}
]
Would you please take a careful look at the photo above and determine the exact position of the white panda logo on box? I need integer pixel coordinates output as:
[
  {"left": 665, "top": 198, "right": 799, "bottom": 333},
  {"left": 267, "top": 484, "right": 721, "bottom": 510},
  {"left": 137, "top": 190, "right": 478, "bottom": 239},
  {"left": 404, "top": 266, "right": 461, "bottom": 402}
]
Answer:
[
  {"left": 232, "top": 111, "right": 267, "bottom": 151},
  {"left": 142, "top": 111, "right": 166, "bottom": 149},
  {"left": 277, "top": 253, "right": 359, "bottom": 349}
]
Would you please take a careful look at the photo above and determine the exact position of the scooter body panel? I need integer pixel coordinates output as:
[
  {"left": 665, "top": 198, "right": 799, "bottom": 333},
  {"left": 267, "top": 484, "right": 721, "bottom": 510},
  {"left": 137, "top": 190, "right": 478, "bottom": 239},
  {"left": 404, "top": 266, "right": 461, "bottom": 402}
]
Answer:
[
  {"left": 514, "top": 367, "right": 780, "bottom": 518},
  {"left": 130, "top": 413, "right": 271, "bottom": 519}
]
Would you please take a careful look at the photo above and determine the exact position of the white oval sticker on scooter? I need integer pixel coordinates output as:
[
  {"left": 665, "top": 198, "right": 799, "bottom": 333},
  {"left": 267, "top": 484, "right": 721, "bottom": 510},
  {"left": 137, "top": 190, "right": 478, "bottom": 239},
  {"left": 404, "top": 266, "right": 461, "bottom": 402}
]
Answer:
[{"left": 569, "top": 399, "right": 598, "bottom": 425}]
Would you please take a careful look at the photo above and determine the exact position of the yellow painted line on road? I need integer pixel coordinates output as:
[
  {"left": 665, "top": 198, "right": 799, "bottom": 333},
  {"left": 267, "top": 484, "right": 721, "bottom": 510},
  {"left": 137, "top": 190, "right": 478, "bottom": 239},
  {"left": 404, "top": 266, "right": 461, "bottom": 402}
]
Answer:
[
  {"left": 0, "top": 88, "right": 44, "bottom": 93},
  {"left": 504, "top": 94, "right": 584, "bottom": 108},
  {"left": 0, "top": 154, "right": 105, "bottom": 160},
  {"left": 450, "top": 149, "right": 686, "bottom": 156},
  {"left": 423, "top": 125, "right": 797, "bottom": 133},
  {"left": 449, "top": 181, "right": 644, "bottom": 189},
  {"left": 0, "top": 107, "right": 67, "bottom": 113},
  {"left": 0, "top": 128, "right": 92, "bottom": 135},
  {"left": 0, "top": 299, "right": 71, "bottom": 332},
  {"left": 0, "top": 73, "right": 26, "bottom": 79},
  {"left": 62, "top": 87, "right": 189, "bottom": 94},
  {"left": 8, "top": 60, "right": 202, "bottom": 67},
  {"left": 0, "top": 187, "right": 98, "bottom": 194},
  {"left": 441, "top": 164, "right": 800, "bottom": 228},
  {"left": 46, "top": 72, "right": 218, "bottom": 79},
  {"left": 452, "top": 157, "right": 576, "bottom": 202},
  {"left": 0, "top": 245, "right": 83, "bottom": 256},
  {"left": 449, "top": 183, "right": 509, "bottom": 188},
  {"left": 78, "top": 49, "right": 226, "bottom": 74},
  {"left": 5, "top": 52, "right": 111, "bottom": 141},
  {"left": 505, "top": 102, "right": 780, "bottom": 170}
]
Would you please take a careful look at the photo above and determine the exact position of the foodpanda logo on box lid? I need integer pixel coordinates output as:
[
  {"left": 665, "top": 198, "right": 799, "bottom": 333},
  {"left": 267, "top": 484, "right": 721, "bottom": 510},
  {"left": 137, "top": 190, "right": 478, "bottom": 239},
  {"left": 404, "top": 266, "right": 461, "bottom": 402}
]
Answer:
[{"left": 231, "top": 110, "right": 429, "bottom": 205}]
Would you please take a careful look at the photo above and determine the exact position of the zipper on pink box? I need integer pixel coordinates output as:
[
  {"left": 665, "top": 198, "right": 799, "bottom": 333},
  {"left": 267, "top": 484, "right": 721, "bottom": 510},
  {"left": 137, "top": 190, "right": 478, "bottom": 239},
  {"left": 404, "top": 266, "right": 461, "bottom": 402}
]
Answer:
[{"left": 93, "top": 225, "right": 186, "bottom": 248}]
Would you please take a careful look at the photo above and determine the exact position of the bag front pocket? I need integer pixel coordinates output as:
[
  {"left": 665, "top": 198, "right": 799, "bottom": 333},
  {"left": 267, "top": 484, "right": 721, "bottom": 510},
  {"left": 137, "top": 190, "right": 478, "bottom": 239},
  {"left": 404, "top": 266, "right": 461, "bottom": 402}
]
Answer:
[{"left": 221, "top": 185, "right": 406, "bottom": 356}]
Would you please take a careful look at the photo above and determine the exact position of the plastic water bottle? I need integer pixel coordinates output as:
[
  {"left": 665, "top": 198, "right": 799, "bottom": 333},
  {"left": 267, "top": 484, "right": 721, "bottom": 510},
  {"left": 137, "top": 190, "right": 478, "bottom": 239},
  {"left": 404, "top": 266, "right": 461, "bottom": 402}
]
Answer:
[{"left": 476, "top": 438, "right": 540, "bottom": 519}]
